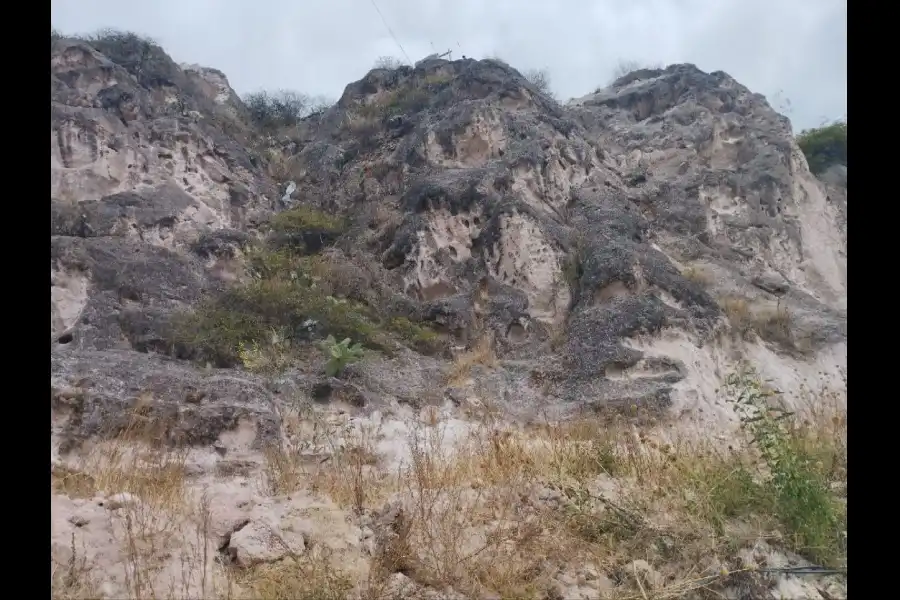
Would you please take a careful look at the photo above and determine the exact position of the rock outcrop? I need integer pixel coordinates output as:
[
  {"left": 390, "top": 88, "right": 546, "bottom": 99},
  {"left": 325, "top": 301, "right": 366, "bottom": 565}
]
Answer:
[
  {"left": 51, "top": 35, "right": 280, "bottom": 449},
  {"left": 50, "top": 37, "right": 846, "bottom": 449}
]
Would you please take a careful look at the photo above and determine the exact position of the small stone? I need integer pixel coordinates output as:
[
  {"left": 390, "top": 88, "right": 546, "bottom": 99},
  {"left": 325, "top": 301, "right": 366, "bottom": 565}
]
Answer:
[
  {"left": 183, "top": 463, "right": 205, "bottom": 477},
  {"left": 446, "top": 387, "right": 467, "bottom": 405},
  {"left": 628, "top": 559, "right": 663, "bottom": 590},
  {"left": 362, "top": 537, "right": 377, "bottom": 556},
  {"left": 103, "top": 492, "right": 140, "bottom": 510},
  {"left": 68, "top": 514, "right": 90, "bottom": 527},
  {"left": 385, "top": 573, "right": 419, "bottom": 596},
  {"left": 223, "top": 520, "right": 304, "bottom": 567}
]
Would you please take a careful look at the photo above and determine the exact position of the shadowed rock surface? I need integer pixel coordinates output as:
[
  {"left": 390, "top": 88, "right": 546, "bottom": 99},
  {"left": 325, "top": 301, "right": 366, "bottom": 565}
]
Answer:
[{"left": 50, "top": 37, "right": 846, "bottom": 450}]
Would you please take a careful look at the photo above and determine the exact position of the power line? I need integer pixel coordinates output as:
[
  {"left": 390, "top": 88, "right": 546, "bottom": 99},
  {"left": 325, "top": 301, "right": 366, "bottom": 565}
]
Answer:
[{"left": 368, "top": 0, "right": 412, "bottom": 66}]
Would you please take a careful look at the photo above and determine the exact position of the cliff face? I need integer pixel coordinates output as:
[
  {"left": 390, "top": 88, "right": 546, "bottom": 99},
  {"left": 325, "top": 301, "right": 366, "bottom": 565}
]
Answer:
[
  {"left": 51, "top": 35, "right": 846, "bottom": 446},
  {"left": 50, "top": 33, "right": 847, "bottom": 600},
  {"left": 51, "top": 38, "right": 845, "bottom": 445}
]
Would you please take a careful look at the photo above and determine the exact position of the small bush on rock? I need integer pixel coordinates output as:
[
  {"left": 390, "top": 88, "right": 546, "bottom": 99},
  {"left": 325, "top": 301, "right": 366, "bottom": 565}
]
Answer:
[
  {"left": 388, "top": 316, "right": 441, "bottom": 349},
  {"left": 605, "top": 59, "right": 664, "bottom": 88},
  {"left": 170, "top": 304, "right": 266, "bottom": 367},
  {"left": 243, "top": 90, "right": 333, "bottom": 131},
  {"left": 719, "top": 295, "right": 800, "bottom": 351},
  {"left": 523, "top": 68, "right": 553, "bottom": 98},
  {"left": 238, "top": 328, "right": 294, "bottom": 375},
  {"left": 373, "top": 56, "right": 405, "bottom": 70},
  {"left": 356, "top": 72, "right": 453, "bottom": 121},
  {"left": 797, "top": 120, "right": 847, "bottom": 175}
]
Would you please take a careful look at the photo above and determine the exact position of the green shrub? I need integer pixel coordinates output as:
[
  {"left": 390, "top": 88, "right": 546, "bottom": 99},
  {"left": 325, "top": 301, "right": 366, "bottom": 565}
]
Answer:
[
  {"left": 169, "top": 305, "right": 266, "bottom": 367},
  {"left": 170, "top": 238, "right": 443, "bottom": 368},
  {"left": 169, "top": 255, "right": 391, "bottom": 368},
  {"left": 684, "top": 460, "right": 768, "bottom": 535},
  {"left": 269, "top": 206, "right": 346, "bottom": 236},
  {"left": 387, "top": 316, "right": 441, "bottom": 352},
  {"left": 220, "top": 278, "right": 385, "bottom": 347},
  {"left": 245, "top": 246, "right": 305, "bottom": 281},
  {"left": 797, "top": 121, "right": 847, "bottom": 175},
  {"left": 725, "top": 367, "right": 846, "bottom": 567}
]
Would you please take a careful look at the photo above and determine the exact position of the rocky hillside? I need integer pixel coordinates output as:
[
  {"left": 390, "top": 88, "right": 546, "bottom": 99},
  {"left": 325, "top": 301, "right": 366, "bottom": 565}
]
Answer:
[{"left": 51, "top": 32, "right": 847, "bottom": 600}]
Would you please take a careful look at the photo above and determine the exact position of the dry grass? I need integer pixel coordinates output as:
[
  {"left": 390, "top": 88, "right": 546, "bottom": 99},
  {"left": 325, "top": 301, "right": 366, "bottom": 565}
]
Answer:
[
  {"left": 680, "top": 264, "right": 713, "bottom": 287},
  {"left": 720, "top": 295, "right": 753, "bottom": 334},
  {"left": 753, "top": 303, "right": 796, "bottom": 348},
  {"left": 445, "top": 335, "right": 498, "bottom": 386},
  {"left": 52, "top": 381, "right": 847, "bottom": 600},
  {"left": 719, "top": 295, "right": 798, "bottom": 349},
  {"left": 331, "top": 390, "right": 844, "bottom": 599},
  {"left": 264, "top": 402, "right": 392, "bottom": 513},
  {"left": 263, "top": 147, "right": 293, "bottom": 182},
  {"left": 230, "top": 547, "right": 355, "bottom": 600},
  {"left": 52, "top": 534, "right": 103, "bottom": 600},
  {"left": 51, "top": 432, "right": 219, "bottom": 599},
  {"left": 52, "top": 410, "right": 189, "bottom": 509}
]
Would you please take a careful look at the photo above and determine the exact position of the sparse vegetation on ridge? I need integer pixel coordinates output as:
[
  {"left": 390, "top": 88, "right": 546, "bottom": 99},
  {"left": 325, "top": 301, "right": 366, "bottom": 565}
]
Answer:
[
  {"left": 71, "top": 29, "right": 171, "bottom": 88},
  {"left": 243, "top": 90, "right": 334, "bottom": 132},
  {"left": 523, "top": 68, "right": 554, "bottom": 99},
  {"left": 373, "top": 56, "right": 405, "bottom": 70},
  {"left": 606, "top": 59, "right": 664, "bottom": 87},
  {"left": 680, "top": 264, "right": 713, "bottom": 287}
]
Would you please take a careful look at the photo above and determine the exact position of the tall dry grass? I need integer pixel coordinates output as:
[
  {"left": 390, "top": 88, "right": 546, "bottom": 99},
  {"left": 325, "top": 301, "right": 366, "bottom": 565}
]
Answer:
[{"left": 52, "top": 378, "right": 846, "bottom": 600}]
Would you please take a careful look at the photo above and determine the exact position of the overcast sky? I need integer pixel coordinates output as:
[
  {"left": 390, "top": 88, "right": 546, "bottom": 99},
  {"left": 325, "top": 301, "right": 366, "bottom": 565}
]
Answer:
[{"left": 51, "top": 0, "right": 846, "bottom": 133}]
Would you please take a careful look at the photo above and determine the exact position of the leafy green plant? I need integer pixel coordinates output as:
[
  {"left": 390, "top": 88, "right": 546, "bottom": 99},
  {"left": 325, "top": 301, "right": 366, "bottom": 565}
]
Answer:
[
  {"left": 318, "top": 335, "right": 365, "bottom": 377},
  {"left": 724, "top": 367, "right": 846, "bottom": 566}
]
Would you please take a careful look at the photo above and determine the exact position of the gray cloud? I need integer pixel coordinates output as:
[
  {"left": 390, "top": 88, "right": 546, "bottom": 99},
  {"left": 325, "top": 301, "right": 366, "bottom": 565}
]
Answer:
[{"left": 51, "top": 0, "right": 845, "bottom": 132}]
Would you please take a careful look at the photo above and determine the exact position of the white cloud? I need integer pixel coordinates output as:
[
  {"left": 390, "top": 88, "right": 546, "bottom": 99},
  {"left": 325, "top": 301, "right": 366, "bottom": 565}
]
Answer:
[{"left": 51, "top": 0, "right": 846, "bottom": 131}]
